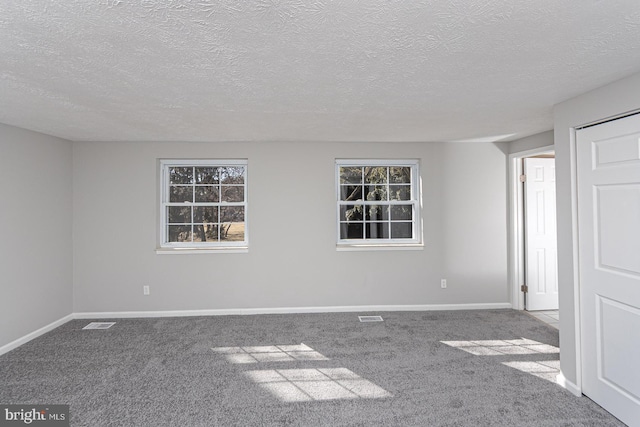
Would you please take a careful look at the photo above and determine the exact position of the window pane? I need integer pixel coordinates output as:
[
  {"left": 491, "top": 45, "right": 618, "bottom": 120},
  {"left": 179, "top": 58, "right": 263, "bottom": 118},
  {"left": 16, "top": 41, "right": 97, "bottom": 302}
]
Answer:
[
  {"left": 364, "top": 167, "right": 388, "bottom": 184},
  {"left": 221, "top": 222, "right": 245, "bottom": 241},
  {"left": 193, "top": 206, "right": 218, "bottom": 223},
  {"left": 390, "top": 205, "right": 413, "bottom": 220},
  {"left": 340, "top": 222, "right": 363, "bottom": 239},
  {"left": 220, "top": 167, "right": 245, "bottom": 184},
  {"left": 168, "top": 225, "right": 192, "bottom": 242},
  {"left": 218, "top": 206, "right": 245, "bottom": 242},
  {"left": 168, "top": 206, "right": 191, "bottom": 223},
  {"left": 390, "top": 185, "right": 411, "bottom": 201},
  {"left": 391, "top": 222, "right": 412, "bottom": 239},
  {"left": 221, "top": 186, "right": 244, "bottom": 202},
  {"left": 170, "top": 186, "right": 193, "bottom": 203},
  {"left": 366, "top": 222, "right": 389, "bottom": 239},
  {"left": 340, "top": 167, "right": 362, "bottom": 184},
  {"left": 336, "top": 161, "right": 419, "bottom": 244},
  {"left": 340, "top": 205, "right": 363, "bottom": 221},
  {"left": 390, "top": 167, "right": 411, "bottom": 183},
  {"left": 162, "top": 160, "right": 247, "bottom": 247},
  {"left": 365, "top": 185, "right": 388, "bottom": 201},
  {"left": 365, "top": 205, "right": 389, "bottom": 221},
  {"left": 195, "top": 186, "right": 218, "bottom": 202},
  {"left": 340, "top": 185, "right": 362, "bottom": 201},
  {"left": 220, "top": 206, "right": 244, "bottom": 223},
  {"left": 195, "top": 167, "right": 218, "bottom": 184},
  {"left": 193, "top": 224, "right": 219, "bottom": 242},
  {"left": 169, "top": 167, "right": 193, "bottom": 184}
]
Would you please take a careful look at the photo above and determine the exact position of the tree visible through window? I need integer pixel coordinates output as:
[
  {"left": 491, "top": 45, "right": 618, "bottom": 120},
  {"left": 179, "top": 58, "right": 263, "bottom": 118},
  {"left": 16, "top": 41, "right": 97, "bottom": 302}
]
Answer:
[
  {"left": 337, "top": 160, "right": 421, "bottom": 245},
  {"left": 160, "top": 160, "right": 247, "bottom": 248}
]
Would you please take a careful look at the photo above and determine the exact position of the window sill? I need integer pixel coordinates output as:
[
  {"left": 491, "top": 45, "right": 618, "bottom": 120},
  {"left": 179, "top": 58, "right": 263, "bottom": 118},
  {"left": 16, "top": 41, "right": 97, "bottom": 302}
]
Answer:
[
  {"left": 336, "top": 243, "right": 424, "bottom": 252},
  {"left": 156, "top": 247, "right": 248, "bottom": 255}
]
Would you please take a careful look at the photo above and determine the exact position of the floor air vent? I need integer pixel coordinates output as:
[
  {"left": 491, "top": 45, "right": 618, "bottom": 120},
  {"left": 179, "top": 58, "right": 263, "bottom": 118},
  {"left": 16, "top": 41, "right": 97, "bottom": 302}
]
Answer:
[
  {"left": 358, "top": 315, "right": 383, "bottom": 322},
  {"left": 82, "top": 322, "right": 116, "bottom": 330}
]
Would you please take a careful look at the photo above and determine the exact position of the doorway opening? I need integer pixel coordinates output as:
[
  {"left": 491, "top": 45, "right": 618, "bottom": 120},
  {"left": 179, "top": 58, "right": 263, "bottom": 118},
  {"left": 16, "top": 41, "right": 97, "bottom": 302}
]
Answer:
[{"left": 509, "top": 145, "right": 559, "bottom": 321}]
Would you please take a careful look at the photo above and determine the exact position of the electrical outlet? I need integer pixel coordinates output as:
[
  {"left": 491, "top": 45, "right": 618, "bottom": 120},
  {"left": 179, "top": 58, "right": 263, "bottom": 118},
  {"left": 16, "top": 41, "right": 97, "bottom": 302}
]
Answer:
[
  {"left": 441, "top": 279, "right": 447, "bottom": 289},
  {"left": 143, "top": 285, "right": 150, "bottom": 295}
]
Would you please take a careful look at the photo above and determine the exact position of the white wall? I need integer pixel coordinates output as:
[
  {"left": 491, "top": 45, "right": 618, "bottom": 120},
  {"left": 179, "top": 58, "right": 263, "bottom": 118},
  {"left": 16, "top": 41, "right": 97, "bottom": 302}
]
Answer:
[
  {"left": 72, "top": 141, "right": 509, "bottom": 313},
  {"left": 554, "top": 71, "right": 640, "bottom": 389},
  {"left": 509, "top": 130, "right": 554, "bottom": 154},
  {"left": 0, "top": 124, "right": 73, "bottom": 348}
]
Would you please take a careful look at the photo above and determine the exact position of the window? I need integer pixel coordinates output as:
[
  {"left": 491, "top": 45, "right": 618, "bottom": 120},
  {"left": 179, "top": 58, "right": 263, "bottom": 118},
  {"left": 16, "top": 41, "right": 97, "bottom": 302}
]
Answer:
[
  {"left": 159, "top": 159, "right": 247, "bottom": 250},
  {"left": 336, "top": 160, "right": 422, "bottom": 248}
]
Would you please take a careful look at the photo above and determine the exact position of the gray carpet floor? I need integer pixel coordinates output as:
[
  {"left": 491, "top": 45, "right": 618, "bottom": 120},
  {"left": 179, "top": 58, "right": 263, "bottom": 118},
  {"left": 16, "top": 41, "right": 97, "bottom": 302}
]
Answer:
[{"left": 0, "top": 310, "right": 626, "bottom": 426}]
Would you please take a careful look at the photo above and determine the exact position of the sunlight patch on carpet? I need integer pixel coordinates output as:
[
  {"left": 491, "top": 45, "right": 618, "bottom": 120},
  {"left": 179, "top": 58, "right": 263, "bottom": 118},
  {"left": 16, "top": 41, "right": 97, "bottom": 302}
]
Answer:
[
  {"left": 503, "top": 360, "right": 560, "bottom": 383},
  {"left": 440, "top": 338, "right": 559, "bottom": 356},
  {"left": 244, "top": 368, "right": 392, "bottom": 402},
  {"left": 441, "top": 337, "right": 561, "bottom": 385},
  {"left": 211, "top": 343, "right": 329, "bottom": 364}
]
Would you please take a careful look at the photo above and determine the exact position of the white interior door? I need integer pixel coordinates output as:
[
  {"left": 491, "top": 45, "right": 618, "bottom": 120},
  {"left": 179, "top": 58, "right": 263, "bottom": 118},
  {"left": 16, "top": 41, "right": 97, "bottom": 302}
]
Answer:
[
  {"left": 577, "top": 113, "right": 640, "bottom": 427},
  {"left": 524, "top": 157, "right": 558, "bottom": 311}
]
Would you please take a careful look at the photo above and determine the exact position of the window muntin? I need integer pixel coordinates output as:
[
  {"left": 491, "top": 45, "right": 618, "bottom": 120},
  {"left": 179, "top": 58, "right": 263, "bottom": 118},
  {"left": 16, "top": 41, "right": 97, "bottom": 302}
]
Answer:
[
  {"left": 336, "top": 160, "right": 421, "bottom": 246},
  {"left": 160, "top": 160, "right": 247, "bottom": 248}
]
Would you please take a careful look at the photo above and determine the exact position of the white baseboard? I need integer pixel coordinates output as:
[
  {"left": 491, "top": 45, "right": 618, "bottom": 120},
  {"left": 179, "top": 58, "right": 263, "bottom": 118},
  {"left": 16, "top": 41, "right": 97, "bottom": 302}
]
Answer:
[
  {"left": 74, "top": 302, "right": 512, "bottom": 319},
  {"left": 556, "top": 372, "right": 581, "bottom": 397},
  {"left": 0, "top": 313, "right": 74, "bottom": 356},
  {"left": 2, "top": 303, "right": 513, "bottom": 354}
]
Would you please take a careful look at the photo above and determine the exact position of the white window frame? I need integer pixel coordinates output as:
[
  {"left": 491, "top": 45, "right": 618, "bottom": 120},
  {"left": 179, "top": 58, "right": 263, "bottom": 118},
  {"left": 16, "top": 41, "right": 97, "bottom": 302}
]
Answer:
[
  {"left": 158, "top": 159, "right": 248, "bottom": 253},
  {"left": 335, "top": 159, "right": 423, "bottom": 250}
]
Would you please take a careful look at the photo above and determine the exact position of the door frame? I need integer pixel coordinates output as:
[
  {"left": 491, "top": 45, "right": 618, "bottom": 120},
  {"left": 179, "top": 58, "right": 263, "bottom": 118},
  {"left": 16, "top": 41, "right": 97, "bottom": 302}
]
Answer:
[{"left": 508, "top": 145, "right": 555, "bottom": 311}]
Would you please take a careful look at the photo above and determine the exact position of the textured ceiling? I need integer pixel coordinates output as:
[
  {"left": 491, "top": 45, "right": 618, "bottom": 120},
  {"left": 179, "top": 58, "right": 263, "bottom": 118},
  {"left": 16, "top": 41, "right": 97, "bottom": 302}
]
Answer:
[{"left": 1, "top": 0, "right": 640, "bottom": 143}]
